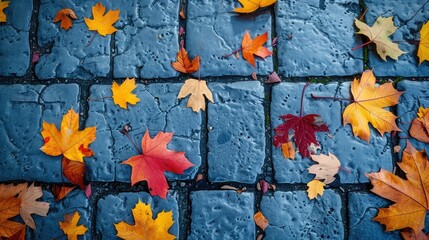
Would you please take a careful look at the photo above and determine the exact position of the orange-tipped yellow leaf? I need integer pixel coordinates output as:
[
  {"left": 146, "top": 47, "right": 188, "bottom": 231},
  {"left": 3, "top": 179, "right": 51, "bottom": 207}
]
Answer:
[
  {"left": 233, "top": 0, "right": 277, "bottom": 13},
  {"left": 306, "top": 179, "right": 325, "bottom": 200}
]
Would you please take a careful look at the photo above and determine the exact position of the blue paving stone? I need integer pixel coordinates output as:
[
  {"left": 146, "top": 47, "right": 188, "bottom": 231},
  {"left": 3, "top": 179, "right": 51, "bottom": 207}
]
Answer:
[
  {"left": 0, "top": 0, "right": 32, "bottom": 76},
  {"left": 271, "top": 82, "right": 392, "bottom": 183},
  {"left": 0, "top": 84, "right": 79, "bottom": 182},
  {"left": 85, "top": 83, "right": 201, "bottom": 182},
  {"left": 187, "top": 0, "right": 273, "bottom": 77},
  {"left": 365, "top": 0, "right": 429, "bottom": 77},
  {"left": 397, "top": 80, "right": 429, "bottom": 155},
  {"left": 36, "top": 0, "right": 114, "bottom": 79},
  {"left": 275, "top": 0, "right": 363, "bottom": 77},
  {"left": 111, "top": 0, "right": 179, "bottom": 79},
  {"left": 207, "top": 82, "right": 265, "bottom": 183},
  {"left": 188, "top": 191, "right": 254, "bottom": 240},
  {"left": 96, "top": 191, "right": 179, "bottom": 239},
  {"left": 348, "top": 192, "right": 398, "bottom": 239},
  {"left": 261, "top": 190, "right": 343, "bottom": 239},
  {"left": 33, "top": 189, "right": 91, "bottom": 239}
]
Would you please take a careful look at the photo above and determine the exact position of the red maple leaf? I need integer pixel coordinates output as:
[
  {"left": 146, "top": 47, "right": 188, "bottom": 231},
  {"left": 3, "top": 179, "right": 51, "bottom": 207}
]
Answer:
[
  {"left": 121, "top": 130, "right": 193, "bottom": 199},
  {"left": 273, "top": 114, "right": 329, "bottom": 158}
]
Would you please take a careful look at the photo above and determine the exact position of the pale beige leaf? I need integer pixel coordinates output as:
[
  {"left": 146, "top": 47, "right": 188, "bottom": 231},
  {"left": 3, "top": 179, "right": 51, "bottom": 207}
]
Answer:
[
  {"left": 18, "top": 183, "right": 50, "bottom": 229},
  {"left": 309, "top": 152, "right": 341, "bottom": 184}
]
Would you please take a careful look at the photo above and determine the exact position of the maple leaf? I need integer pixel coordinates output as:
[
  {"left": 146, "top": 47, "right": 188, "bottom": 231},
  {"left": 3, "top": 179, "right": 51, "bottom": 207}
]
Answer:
[
  {"left": 112, "top": 78, "right": 140, "bottom": 109},
  {"left": 308, "top": 153, "right": 341, "bottom": 184},
  {"left": 0, "top": 183, "right": 27, "bottom": 200},
  {"left": 241, "top": 30, "right": 272, "bottom": 67},
  {"left": 253, "top": 211, "right": 268, "bottom": 231},
  {"left": 41, "top": 108, "right": 96, "bottom": 163},
  {"left": 307, "top": 179, "right": 325, "bottom": 200},
  {"left": 273, "top": 114, "right": 329, "bottom": 158},
  {"left": 0, "top": 220, "right": 24, "bottom": 238},
  {"left": 343, "top": 70, "right": 402, "bottom": 142},
  {"left": 18, "top": 183, "right": 49, "bottom": 229},
  {"left": 171, "top": 48, "right": 200, "bottom": 74},
  {"left": 418, "top": 21, "right": 429, "bottom": 64},
  {"left": 121, "top": 130, "right": 193, "bottom": 199},
  {"left": 354, "top": 16, "right": 405, "bottom": 61},
  {"left": 281, "top": 141, "right": 295, "bottom": 160},
  {"left": 59, "top": 211, "right": 88, "bottom": 240},
  {"left": 5, "top": 224, "right": 26, "bottom": 240},
  {"left": 401, "top": 228, "right": 429, "bottom": 240},
  {"left": 367, "top": 142, "right": 429, "bottom": 233},
  {"left": 53, "top": 8, "right": 77, "bottom": 31},
  {"left": 0, "top": 198, "right": 21, "bottom": 224},
  {"left": 62, "top": 156, "right": 86, "bottom": 189},
  {"left": 0, "top": 1, "right": 9, "bottom": 23},
  {"left": 177, "top": 79, "right": 214, "bottom": 112},
  {"left": 410, "top": 106, "right": 429, "bottom": 143},
  {"left": 114, "top": 200, "right": 175, "bottom": 240},
  {"left": 84, "top": 2, "right": 120, "bottom": 36},
  {"left": 233, "top": 0, "right": 277, "bottom": 13}
]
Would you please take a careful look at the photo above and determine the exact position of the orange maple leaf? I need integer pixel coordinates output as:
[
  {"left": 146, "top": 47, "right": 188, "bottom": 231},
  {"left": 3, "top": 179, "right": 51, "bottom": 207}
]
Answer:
[
  {"left": 112, "top": 78, "right": 140, "bottom": 109},
  {"left": 121, "top": 130, "right": 193, "bottom": 199},
  {"left": 115, "top": 200, "right": 175, "bottom": 240},
  {"left": 59, "top": 211, "right": 88, "bottom": 240},
  {"left": 53, "top": 8, "right": 77, "bottom": 31},
  {"left": 233, "top": 0, "right": 277, "bottom": 13},
  {"left": 343, "top": 70, "right": 402, "bottom": 142},
  {"left": 84, "top": 2, "right": 120, "bottom": 36},
  {"left": 171, "top": 48, "right": 200, "bottom": 74},
  {"left": 410, "top": 106, "right": 429, "bottom": 143},
  {"left": 40, "top": 109, "right": 96, "bottom": 163},
  {"left": 241, "top": 30, "right": 272, "bottom": 67},
  {"left": 368, "top": 142, "right": 429, "bottom": 234}
]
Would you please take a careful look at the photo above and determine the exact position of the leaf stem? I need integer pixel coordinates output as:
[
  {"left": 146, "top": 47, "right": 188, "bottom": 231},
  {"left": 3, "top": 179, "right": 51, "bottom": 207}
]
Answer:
[
  {"left": 310, "top": 93, "right": 353, "bottom": 102},
  {"left": 351, "top": 41, "right": 372, "bottom": 51},
  {"left": 87, "top": 96, "right": 112, "bottom": 101},
  {"left": 359, "top": 8, "right": 368, "bottom": 21},
  {"left": 300, "top": 82, "right": 310, "bottom": 117},
  {"left": 124, "top": 133, "right": 142, "bottom": 154},
  {"left": 86, "top": 32, "right": 97, "bottom": 47},
  {"left": 339, "top": 166, "right": 351, "bottom": 174}
]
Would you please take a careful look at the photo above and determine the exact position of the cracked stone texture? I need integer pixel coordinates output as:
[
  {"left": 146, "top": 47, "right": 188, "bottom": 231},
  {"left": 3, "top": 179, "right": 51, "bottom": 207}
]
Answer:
[
  {"left": 207, "top": 82, "right": 265, "bottom": 183},
  {"left": 96, "top": 191, "right": 179, "bottom": 239},
  {"left": 0, "top": 84, "right": 79, "bottom": 182},
  {"left": 0, "top": 0, "right": 32, "bottom": 76},
  {"left": 111, "top": 0, "right": 179, "bottom": 79},
  {"left": 186, "top": 0, "right": 273, "bottom": 77},
  {"left": 397, "top": 80, "right": 429, "bottom": 155},
  {"left": 36, "top": 0, "right": 115, "bottom": 79},
  {"left": 188, "top": 191, "right": 254, "bottom": 240},
  {"left": 33, "top": 189, "right": 91, "bottom": 239},
  {"left": 271, "top": 82, "right": 392, "bottom": 183},
  {"left": 85, "top": 83, "right": 201, "bottom": 182},
  {"left": 275, "top": 0, "right": 363, "bottom": 77},
  {"left": 261, "top": 190, "right": 343, "bottom": 239},
  {"left": 348, "top": 192, "right": 398, "bottom": 239},
  {"left": 365, "top": 0, "right": 429, "bottom": 77}
]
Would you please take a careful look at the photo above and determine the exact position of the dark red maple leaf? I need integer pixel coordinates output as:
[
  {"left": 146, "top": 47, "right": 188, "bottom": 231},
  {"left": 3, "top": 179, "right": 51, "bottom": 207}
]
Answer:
[
  {"left": 121, "top": 130, "right": 193, "bottom": 199},
  {"left": 273, "top": 114, "right": 329, "bottom": 158}
]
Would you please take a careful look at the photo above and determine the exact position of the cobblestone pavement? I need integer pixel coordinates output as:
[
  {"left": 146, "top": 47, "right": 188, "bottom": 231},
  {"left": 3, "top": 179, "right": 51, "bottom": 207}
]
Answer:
[{"left": 1, "top": 0, "right": 429, "bottom": 239}]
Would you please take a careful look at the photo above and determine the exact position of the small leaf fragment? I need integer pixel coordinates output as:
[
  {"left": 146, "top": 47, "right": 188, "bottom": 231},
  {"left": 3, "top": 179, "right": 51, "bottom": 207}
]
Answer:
[
  {"left": 0, "top": 1, "right": 10, "bottom": 23},
  {"left": 233, "top": 0, "right": 277, "bottom": 13},
  {"left": 53, "top": 8, "right": 77, "bottom": 31},
  {"left": 52, "top": 185, "right": 76, "bottom": 201},
  {"left": 418, "top": 21, "right": 429, "bottom": 64},
  {"left": 306, "top": 179, "right": 325, "bottom": 200},
  {"left": 410, "top": 106, "right": 429, "bottom": 143},
  {"left": 281, "top": 141, "right": 295, "bottom": 160},
  {"left": 254, "top": 211, "right": 269, "bottom": 231}
]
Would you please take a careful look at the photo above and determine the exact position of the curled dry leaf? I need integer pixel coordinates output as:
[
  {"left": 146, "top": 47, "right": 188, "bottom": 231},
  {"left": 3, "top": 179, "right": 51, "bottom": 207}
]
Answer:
[
  {"left": 266, "top": 71, "right": 281, "bottom": 84},
  {"left": 171, "top": 48, "right": 200, "bottom": 74},
  {"left": 84, "top": 2, "right": 120, "bottom": 36},
  {"left": 0, "top": 1, "right": 10, "bottom": 23},
  {"left": 59, "top": 211, "right": 88, "bottom": 240},
  {"left": 410, "top": 106, "right": 429, "bottom": 143},
  {"left": 306, "top": 179, "right": 325, "bottom": 200},
  {"left": 281, "top": 141, "right": 295, "bottom": 160},
  {"left": 418, "top": 21, "right": 429, "bottom": 64},
  {"left": 53, "top": 8, "right": 77, "bottom": 31},
  {"left": 112, "top": 78, "right": 140, "bottom": 109},
  {"left": 241, "top": 30, "right": 272, "bottom": 67},
  {"left": 177, "top": 79, "right": 214, "bottom": 112},
  {"left": 114, "top": 200, "right": 175, "bottom": 240},
  {"left": 254, "top": 211, "right": 269, "bottom": 231},
  {"left": 308, "top": 152, "right": 341, "bottom": 184},
  {"left": 401, "top": 228, "right": 429, "bottom": 240},
  {"left": 179, "top": 8, "right": 185, "bottom": 19},
  {"left": 52, "top": 185, "right": 76, "bottom": 201},
  {"left": 233, "top": 0, "right": 277, "bottom": 13}
]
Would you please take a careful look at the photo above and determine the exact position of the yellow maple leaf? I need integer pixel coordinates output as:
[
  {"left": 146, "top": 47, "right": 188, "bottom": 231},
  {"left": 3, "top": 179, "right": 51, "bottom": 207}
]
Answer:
[
  {"left": 177, "top": 78, "right": 214, "bottom": 112},
  {"left": 114, "top": 200, "right": 176, "bottom": 240},
  {"left": 233, "top": 0, "right": 277, "bottom": 13},
  {"left": 84, "top": 2, "right": 120, "bottom": 36},
  {"left": 354, "top": 16, "right": 405, "bottom": 61},
  {"left": 306, "top": 179, "right": 325, "bottom": 200},
  {"left": 343, "top": 70, "right": 402, "bottom": 142},
  {"left": 59, "top": 211, "right": 88, "bottom": 240},
  {"left": 0, "top": 1, "right": 9, "bottom": 23},
  {"left": 418, "top": 21, "right": 429, "bottom": 64},
  {"left": 112, "top": 78, "right": 140, "bottom": 109},
  {"left": 41, "top": 109, "right": 96, "bottom": 163}
]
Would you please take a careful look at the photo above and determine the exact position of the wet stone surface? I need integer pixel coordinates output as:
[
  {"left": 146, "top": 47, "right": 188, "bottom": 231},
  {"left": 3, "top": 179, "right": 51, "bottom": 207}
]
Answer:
[
  {"left": 186, "top": 0, "right": 273, "bottom": 77},
  {"left": 0, "top": 0, "right": 32, "bottom": 76},
  {"left": 112, "top": 0, "right": 180, "bottom": 79},
  {"left": 0, "top": 84, "right": 79, "bottom": 182},
  {"left": 96, "top": 191, "right": 179, "bottom": 239},
  {"left": 33, "top": 190, "right": 91, "bottom": 239},
  {"left": 85, "top": 83, "right": 201, "bottom": 182},
  {"left": 397, "top": 80, "right": 429, "bottom": 154},
  {"left": 261, "top": 190, "right": 344, "bottom": 239},
  {"left": 365, "top": 0, "right": 429, "bottom": 77},
  {"left": 188, "top": 190, "right": 255, "bottom": 240},
  {"left": 207, "top": 81, "right": 265, "bottom": 183},
  {"left": 275, "top": 0, "right": 363, "bottom": 77},
  {"left": 270, "top": 82, "right": 392, "bottom": 183}
]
